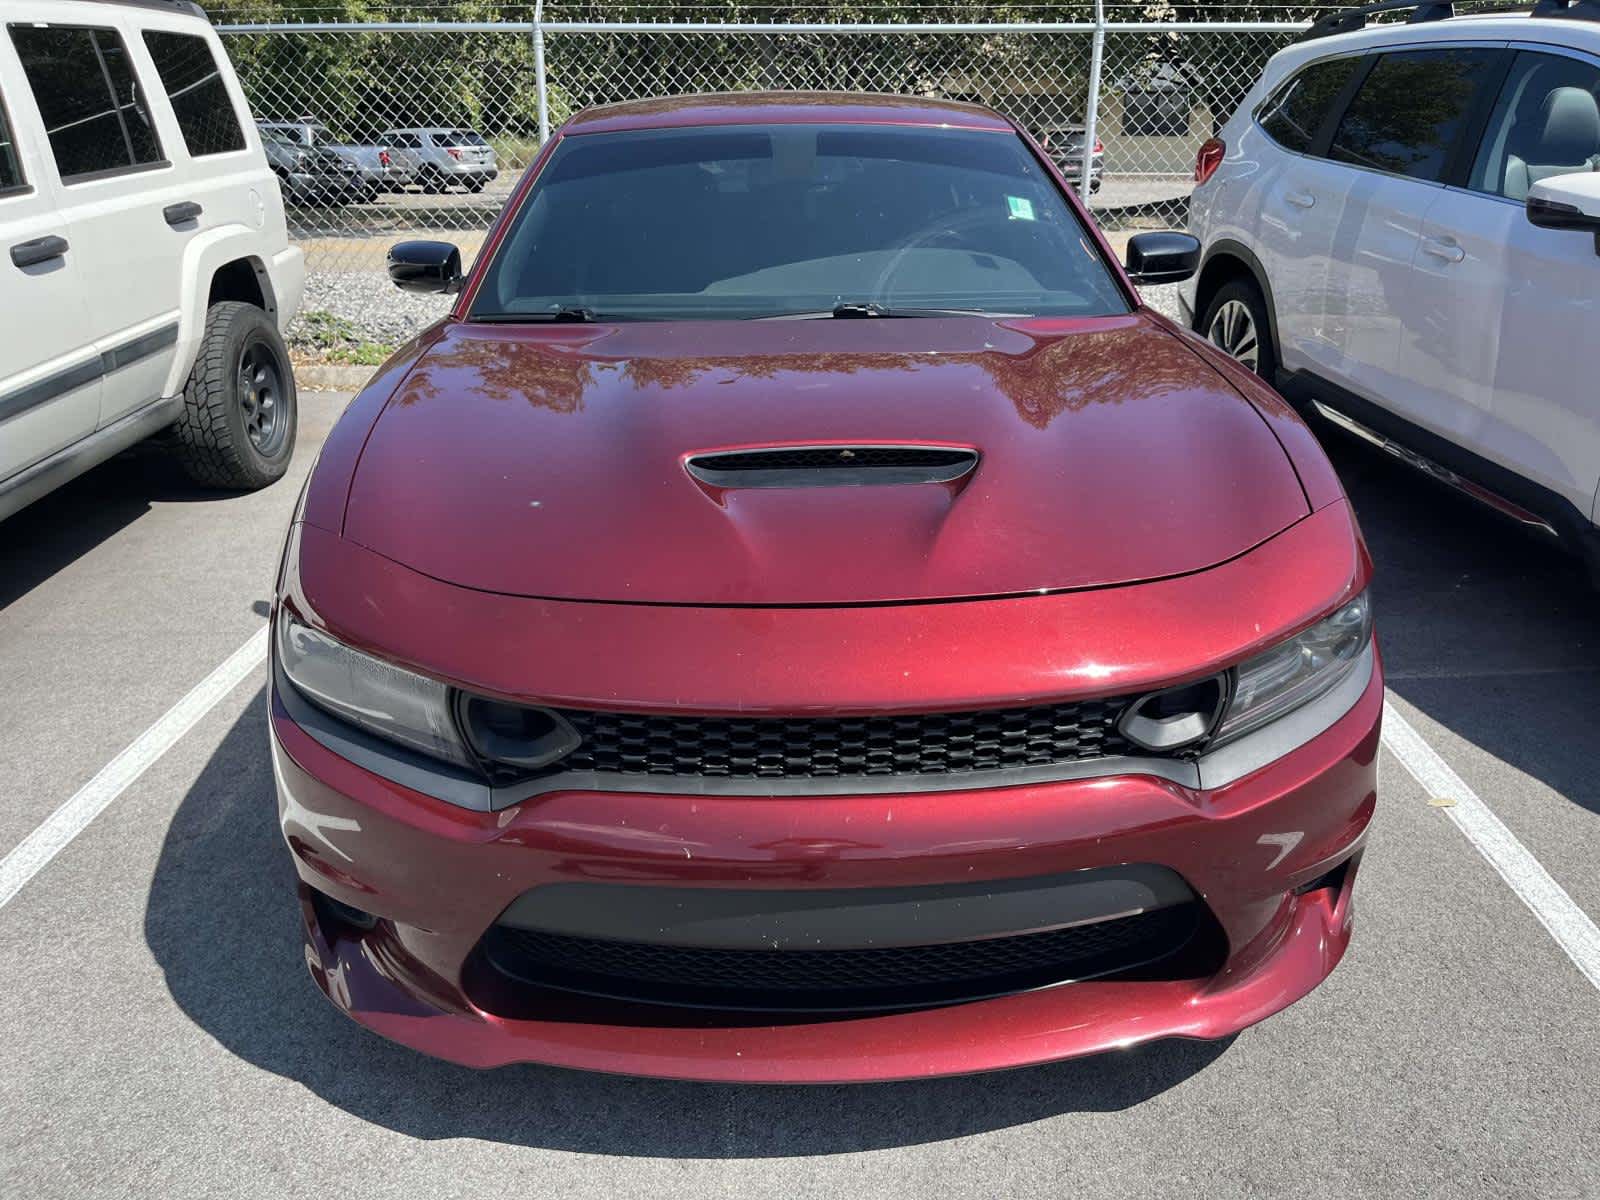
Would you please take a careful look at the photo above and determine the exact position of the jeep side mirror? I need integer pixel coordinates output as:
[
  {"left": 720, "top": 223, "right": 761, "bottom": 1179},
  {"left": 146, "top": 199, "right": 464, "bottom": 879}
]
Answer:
[
  {"left": 388, "top": 240, "right": 463, "bottom": 294},
  {"left": 1125, "top": 231, "right": 1201, "bottom": 285},
  {"left": 1526, "top": 172, "right": 1600, "bottom": 255}
]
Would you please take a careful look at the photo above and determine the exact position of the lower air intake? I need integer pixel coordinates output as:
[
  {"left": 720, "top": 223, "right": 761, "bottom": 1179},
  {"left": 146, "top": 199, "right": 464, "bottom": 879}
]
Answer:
[{"left": 479, "top": 904, "right": 1203, "bottom": 1013}]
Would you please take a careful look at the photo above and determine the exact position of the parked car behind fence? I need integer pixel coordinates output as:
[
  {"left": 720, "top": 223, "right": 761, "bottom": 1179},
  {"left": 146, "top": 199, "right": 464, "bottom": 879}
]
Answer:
[
  {"left": 256, "top": 118, "right": 418, "bottom": 197},
  {"left": 381, "top": 127, "right": 499, "bottom": 193}
]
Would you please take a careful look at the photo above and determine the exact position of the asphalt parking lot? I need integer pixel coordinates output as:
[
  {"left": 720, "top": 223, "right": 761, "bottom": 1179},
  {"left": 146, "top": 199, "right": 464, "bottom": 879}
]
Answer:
[{"left": 3, "top": 384, "right": 1599, "bottom": 1198}]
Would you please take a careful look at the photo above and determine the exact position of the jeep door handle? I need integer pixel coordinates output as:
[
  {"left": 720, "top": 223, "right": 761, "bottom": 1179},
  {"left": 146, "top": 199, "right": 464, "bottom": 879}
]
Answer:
[
  {"left": 1285, "top": 190, "right": 1316, "bottom": 209},
  {"left": 163, "top": 201, "right": 203, "bottom": 226},
  {"left": 1421, "top": 237, "right": 1465, "bottom": 264},
  {"left": 10, "top": 235, "right": 69, "bottom": 268}
]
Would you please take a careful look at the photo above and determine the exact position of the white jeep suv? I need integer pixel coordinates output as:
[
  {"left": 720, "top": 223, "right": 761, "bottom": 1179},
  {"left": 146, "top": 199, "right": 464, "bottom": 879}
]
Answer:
[
  {"left": 1183, "top": 0, "right": 1600, "bottom": 575},
  {"left": 0, "top": 0, "right": 303, "bottom": 522}
]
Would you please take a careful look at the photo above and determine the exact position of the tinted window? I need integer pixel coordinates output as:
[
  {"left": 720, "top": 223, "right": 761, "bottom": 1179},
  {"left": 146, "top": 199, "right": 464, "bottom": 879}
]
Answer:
[
  {"left": 142, "top": 31, "right": 245, "bottom": 157},
  {"left": 1329, "top": 48, "right": 1498, "bottom": 181},
  {"left": 473, "top": 123, "right": 1130, "bottom": 322},
  {"left": 1258, "top": 56, "right": 1360, "bottom": 154},
  {"left": 1470, "top": 51, "right": 1600, "bottom": 199},
  {"left": 9, "top": 24, "right": 162, "bottom": 180},
  {"left": 0, "top": 89, "right": 24, "bottom": 192}
]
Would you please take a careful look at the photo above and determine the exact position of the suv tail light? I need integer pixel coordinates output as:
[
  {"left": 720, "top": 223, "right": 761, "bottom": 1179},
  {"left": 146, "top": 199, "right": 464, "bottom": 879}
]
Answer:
[
  {"left": 447, "top": 147, "right": 462, "bottom": 160},
  {"left": 1093, "top": 138, "right": 1104, "bottom": 154},
  {"left": 1195, "top": 137, "right": 1225, "bottom": 185},
  {"left": 379, "top": 149, "right": 391, "bottom": 167}
]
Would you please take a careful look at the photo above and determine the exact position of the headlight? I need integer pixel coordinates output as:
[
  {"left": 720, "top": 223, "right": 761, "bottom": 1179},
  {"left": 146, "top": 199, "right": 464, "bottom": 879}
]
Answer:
[
  {"left": 276, "top": 612, "right": 474, "bottom": 768},
  {"left": 1212, "top": 590, "right": 1373, "bottom": 745}
]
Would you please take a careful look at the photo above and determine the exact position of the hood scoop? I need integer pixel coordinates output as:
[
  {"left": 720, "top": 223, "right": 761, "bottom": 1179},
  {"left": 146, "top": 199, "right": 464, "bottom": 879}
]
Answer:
[{"left": 685, "top": 445, "right": 979, "bottom": 490}]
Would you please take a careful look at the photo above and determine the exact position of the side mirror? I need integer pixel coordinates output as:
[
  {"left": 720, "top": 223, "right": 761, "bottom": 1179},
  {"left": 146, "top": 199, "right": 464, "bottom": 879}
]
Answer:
[
  {"left": 1124, "top": 231, "right": 1201, "bottom": 285},
  {"left": 388, "top": 240, "right": 463, "bottom": 294},
  {"left": 1526, "top": 172, "right": 1600, "bottom": 255}
]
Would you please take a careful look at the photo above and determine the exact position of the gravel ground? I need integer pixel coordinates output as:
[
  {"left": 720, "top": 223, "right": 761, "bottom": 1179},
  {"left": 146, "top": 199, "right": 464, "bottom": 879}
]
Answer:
[{"left": 294, "top": 271, "right": 453, "bottom": 346}]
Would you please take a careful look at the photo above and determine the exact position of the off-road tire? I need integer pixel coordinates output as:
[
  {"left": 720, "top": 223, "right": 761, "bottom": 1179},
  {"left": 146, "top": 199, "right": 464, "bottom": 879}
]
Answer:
[{"left": 169, "top": 301, "right": 297, "bottom": 490}]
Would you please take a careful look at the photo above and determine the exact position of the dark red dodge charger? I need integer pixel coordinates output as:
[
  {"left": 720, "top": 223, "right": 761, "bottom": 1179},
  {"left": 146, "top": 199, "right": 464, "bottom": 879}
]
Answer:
[{"left": 270, "top": 92, "right": 1379, "bottom": 1081}]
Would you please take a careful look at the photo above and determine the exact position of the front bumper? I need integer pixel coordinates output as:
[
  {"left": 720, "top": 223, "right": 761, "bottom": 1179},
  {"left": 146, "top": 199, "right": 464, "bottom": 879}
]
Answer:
[{"left": 272, "top": 646, "right": 1380, "bottom": 1081}]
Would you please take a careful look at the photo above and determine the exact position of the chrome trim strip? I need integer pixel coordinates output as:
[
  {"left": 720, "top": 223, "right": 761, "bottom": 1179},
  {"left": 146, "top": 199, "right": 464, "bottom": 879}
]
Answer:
[{"left": 1311, "top": 399, "right": 1560, "bottom": 538}]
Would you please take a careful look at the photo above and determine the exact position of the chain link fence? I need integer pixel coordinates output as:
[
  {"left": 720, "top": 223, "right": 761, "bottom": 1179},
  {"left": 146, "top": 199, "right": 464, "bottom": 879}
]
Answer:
[{"left": 214, "top": 17, "right": 1308, "bottom": 347}]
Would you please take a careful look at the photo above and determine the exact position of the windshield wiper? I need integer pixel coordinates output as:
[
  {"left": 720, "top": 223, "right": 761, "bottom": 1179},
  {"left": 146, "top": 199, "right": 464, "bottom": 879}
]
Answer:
[
  {"left": 473, "top": 305, "right": 601, "bottom": 324},
  {"left": 756, "top": 303, "right": 1026, "bottom": 320}
]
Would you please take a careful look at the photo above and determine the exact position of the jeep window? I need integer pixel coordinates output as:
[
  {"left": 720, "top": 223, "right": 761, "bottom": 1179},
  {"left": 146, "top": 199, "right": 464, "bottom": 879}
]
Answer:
[
  {"left": 1329, "top": 48, "right": 1501, "bottom": 182},
  {"left": 142, "top": 31, "right": 246, "bottom": 158},
  {"left": 8, "top": 24, "right": 163, "bottom": 182},
  {"left": 1469, "top": 51, "right": 1600, "bottom": 200},
  {"left": 0, "top": 87, "right": 25, "bottom": 194},
  {"left": 473, "top": 123, "right": 1129, "bottom": 322},
  {"left": 1257, "top": 56, "right": 1361, "bottom": 154}
]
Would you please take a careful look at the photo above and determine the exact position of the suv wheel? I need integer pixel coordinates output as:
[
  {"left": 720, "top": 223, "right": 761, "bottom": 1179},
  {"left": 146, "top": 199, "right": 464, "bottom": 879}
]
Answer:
[
  {"left": 170, "top": 301, "right": 297, "bottom": 489},
  {"left": 1200, "top": 279, "right": 1275, "bottom": 380}
]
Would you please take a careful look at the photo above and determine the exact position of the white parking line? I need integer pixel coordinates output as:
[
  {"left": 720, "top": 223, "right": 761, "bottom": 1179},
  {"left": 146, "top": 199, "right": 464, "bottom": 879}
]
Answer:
[
  {"left": 1382, "top": 697, "right": 1600, "bottom": 992},
  {"left": 0, "top": 626, "right": 268, "bottom": 913}
]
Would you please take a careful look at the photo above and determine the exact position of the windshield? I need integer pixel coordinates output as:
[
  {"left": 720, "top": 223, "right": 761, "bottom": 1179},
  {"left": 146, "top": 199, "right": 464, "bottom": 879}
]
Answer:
[{"left": 471, "top": 122, "right": 1128, "bottom": 322}]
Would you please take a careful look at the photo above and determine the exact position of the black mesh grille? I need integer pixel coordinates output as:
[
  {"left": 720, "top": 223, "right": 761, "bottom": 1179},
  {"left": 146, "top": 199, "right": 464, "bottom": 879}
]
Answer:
[
  {"left": 695, "top": 446, "right": 974, "bottom": 472},
  {"left": 553, "top": 697, "right": 1135, "bottom": 780},
  {"left": 482, "top": 905, "right": 1200, "bottom": 1012}
]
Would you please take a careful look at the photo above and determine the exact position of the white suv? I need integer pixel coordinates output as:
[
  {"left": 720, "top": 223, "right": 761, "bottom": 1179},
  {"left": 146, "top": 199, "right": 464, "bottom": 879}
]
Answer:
[
  {"left": 0, "top": 0, "right": 303, "bottom": 522},
  {"left": 1183, "top": 0, "right": 1600, "bottom": 575}
]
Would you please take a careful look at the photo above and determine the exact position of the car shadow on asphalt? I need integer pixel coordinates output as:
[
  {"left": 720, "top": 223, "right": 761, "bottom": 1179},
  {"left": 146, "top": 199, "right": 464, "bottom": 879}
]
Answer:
[
  {"left": 1322, "top": 432, "right": 1600, "bottom": 818},
  {"left": 0, "top": 447, "right": 233, "bottom": 612},
  {"left": 144, "top": 686, "right": 1233, "bottom": 1156}
]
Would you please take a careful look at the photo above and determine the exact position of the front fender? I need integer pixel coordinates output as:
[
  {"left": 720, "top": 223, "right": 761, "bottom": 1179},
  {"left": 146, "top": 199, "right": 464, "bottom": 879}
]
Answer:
[{"left": 162, "top": 223, "right": 300, "bottom": 397}]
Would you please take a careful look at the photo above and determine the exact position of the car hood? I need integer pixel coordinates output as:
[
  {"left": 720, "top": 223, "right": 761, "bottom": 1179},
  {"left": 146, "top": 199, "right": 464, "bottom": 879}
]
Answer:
[{"left": 343, "top": 313, "right": 1309, "bottom": 605}]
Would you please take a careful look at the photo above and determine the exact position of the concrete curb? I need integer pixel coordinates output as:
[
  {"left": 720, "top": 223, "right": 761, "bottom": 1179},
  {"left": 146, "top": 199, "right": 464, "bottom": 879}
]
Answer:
[{"left": 292, "top": 362, "right": 376, "bottom": 392}]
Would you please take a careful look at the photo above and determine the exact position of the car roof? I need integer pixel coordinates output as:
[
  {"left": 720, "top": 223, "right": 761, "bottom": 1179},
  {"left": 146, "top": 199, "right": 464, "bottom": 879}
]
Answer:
[
  {"left": 562, "top": 91, "right": 1015, "bottom": 136},
  {"left": 57, "top": 0, "right": 207, "bottom": 16},
  {"left": 1257, "top": 7, "right": 1600, "bottom": 88},
  {"left": 1278, "top": 8, "right": 1600, "bottom": 61}
]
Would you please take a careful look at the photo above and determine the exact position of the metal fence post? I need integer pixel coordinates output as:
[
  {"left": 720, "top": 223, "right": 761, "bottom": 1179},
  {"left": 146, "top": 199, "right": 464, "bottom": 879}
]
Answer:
[
  {"left": 1080, "top": 0, "right": 1105, "bottom": 206},
  {"left": 533, "top": 0, "right": 551, "bottom": 144}
]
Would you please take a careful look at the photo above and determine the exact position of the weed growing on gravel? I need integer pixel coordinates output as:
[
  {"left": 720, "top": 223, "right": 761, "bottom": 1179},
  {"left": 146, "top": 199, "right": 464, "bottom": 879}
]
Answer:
[{"left": 293, "top": 310, "right": 394, "bottom": 366}]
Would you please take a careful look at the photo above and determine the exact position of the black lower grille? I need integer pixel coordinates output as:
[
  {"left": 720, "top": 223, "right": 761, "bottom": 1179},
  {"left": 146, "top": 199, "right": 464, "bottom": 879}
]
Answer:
[
  {"left": 480, "top": 904, "right": 1200, "bottom": 1012},
  {"left": 553, "top": 698, "right": 1135, "bottom": 781}
]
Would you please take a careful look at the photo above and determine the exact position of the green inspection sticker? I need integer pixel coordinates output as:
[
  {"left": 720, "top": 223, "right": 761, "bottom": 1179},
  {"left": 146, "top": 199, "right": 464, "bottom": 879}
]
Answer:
[{"left": 1007, "top": 195, "right": 1035, "bottom": 221}]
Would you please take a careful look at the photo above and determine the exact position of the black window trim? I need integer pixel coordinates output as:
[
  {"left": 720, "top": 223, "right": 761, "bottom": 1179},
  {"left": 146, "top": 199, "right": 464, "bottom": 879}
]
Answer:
[
  {"left": 1315, "top": 43, "right": 1515, "bottom": 187},
  {"left": 7, "top": 20, "right": 172, "bottom": 186},
  {"left": 1252, "top": 49, "right": 1370, "bottom": 157},
  {"left": 469, "top": 119, "right": 1139, "bottom": 321},
  {"left": 139, "top": 28, "right": 250, "bottom": 160},
  {"left": 1446, "top": 40, "right": 1600, "bottom": 204},
  {"left": 0, "top": 83, "right": 32, "bottom": 199}
]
